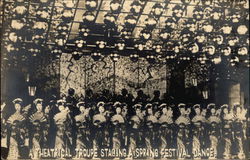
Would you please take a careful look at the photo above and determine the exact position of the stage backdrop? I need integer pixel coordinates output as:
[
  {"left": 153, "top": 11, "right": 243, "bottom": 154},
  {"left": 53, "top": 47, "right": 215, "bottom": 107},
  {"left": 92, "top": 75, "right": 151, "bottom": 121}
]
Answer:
[{"left": 60, "top": 54, "right": 168, "bottom": 97}]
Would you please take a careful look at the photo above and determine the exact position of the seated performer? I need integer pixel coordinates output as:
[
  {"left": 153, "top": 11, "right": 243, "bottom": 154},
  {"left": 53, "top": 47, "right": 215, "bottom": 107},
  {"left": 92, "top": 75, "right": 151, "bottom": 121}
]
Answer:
[
  {"left": 6, "top": 98, "right": 29, "bottom": 159},
  {"left": 29, "top": 98, "right": 49, "bottom": 159}
]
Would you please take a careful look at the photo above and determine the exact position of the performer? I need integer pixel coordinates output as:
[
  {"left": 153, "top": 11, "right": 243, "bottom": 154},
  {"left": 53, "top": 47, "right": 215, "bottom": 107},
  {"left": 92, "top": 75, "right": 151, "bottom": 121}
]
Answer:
[
  {"left": 175, "top": 103, "right": 191, "bottom": 159},
  {"left": 92, "top": 102, "right": 107, "bottom": 150},
  {"left": 1, "top": 103, "right": 8, "bottom": 159},
  {"left": 207, "top": 103, "right": 221, "bottom": 159},
  {"left": 29, "top": 98, "right": 49, "bottom": 159},
  {"left": 158, "top": 103, "right": 174, "bottom": 157},
  {"left": 75, "top": 102, "right": 92, "bottom": 149},
  {"left": 221, "top": 104, "right": 234, "bottom": 159},
  {"left": 6, "top": 98, "right": 29, "bottom": 159},
  {"left": 53, "top": 100, "right": 72, "bottom": 153},
  {"left": 128, "top": 104, "right": 144, "bottom": 152},
  {"left": 232, "top": 103, "right": 247, "bottom": 159},
  {"left": 111, "top": 102, "right": 125, "bottom": 150},
  {"left": 144, "top": 103, "right": 158, "bottom": 151},
  {"left": 191, "top": 104, "right": 206, "bottom": 159}
]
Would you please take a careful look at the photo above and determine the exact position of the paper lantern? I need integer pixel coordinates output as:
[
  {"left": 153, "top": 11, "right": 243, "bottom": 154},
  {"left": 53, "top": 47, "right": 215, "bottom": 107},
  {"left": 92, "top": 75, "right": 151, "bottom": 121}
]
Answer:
[
  {"left": 110, "top": 0, "right": 122, "bottom": 13},
  {"left": 57, "top": 22, "right": 70, "bottom": 35},
  {"left": 151, "top": 3, "right": 164, "bottom": 18},
  {"left": 139, "top": 28, "right": 152, "bottom": 41},
  {"left": 192, "top": 6, "right": 204, "bottom": 21},
  {"left": 85, "top": 0, "right": 98, "bottom": 11},
  {"left": 130, "top": 1, "right": 143, "bottom": 16},
  {"left": 159, "top": 28, "right": 171, "bottom": 42},
  {"left": 82, "top": 11, "right": 95, "bottom": 25},
  {"left": 79, "top": 24, "right": 91, "bottom": 37},
  {"left": 172, "top": 5, "right": 184, "bottom": 21},
  {"left": 104, "top": 13, "right": 116, "bottom": 28},
  {"left": 145, "top": 16, "right": 157, "bottom": 30},
  {"left": 62, "top": 9, "right": 74, "bottom": 22},
  {"left": 124, "top": 15, "right": 137, "bottom": 28}
]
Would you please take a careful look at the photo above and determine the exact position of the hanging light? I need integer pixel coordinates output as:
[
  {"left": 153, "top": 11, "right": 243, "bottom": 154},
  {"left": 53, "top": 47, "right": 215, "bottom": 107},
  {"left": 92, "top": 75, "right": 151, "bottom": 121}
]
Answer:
[
  {"left": 28, "top": 86, "right": 37, "bottom": 97},
  {"left": 104, "top": 12, "right": 117, "bottom": 28},
  {"left": 110, "top": 53, "right": 120, "bottom": 62},
  {"left": 188, "top": 42, "right": 199, "bottom": 54},
  {"left": 124, "top": 15, "right": 137, "bottom": 29},
  {"left": 82, "top": 11, "right": 95, "bottom": 25},
  {"left": 79, "top": 23, "right": 90, "bottom": 37},
  {"left": 91, "top": 51, "right": 102, "bottom": 61},
  {"left": 151, "top": 3, "right": 164, "bottom": 18},
  {"left": 26, "top": 73, "right": 30, "bottom": 82},
  {"left": 130, "top": 54, "right": 139, "bottom": 62},
  {"left": 51, "top": 48, "right": 62, "bottom": 59},
  {"left": 192, "top": 6, "right": 204, "bottom": 21},
  {"left": 110, "top": 0, "right": 122, "bottom": 13},
  {"left": 55, "top": 35, "right": 67, "bottom": 47},
  {"left": 85, "top": 0, "right": 98, "bottom": 11},
  {"left": 28, "top": 45, "right": 41, "bottom": 56},
  {"left": 96, "top": 40, "right": 107, "bottom": 49},
  {"left": 202, "top": 89, "right": 208, "bottom": 99},
  {"left": 74, "top": 37, "right": 85, "bottom": 48},
  {"left": 220, "top": 21, "right": 233, "bottom": 35},
  {"left": 172, "top": 5, "right": 184, "bottom": 21},
  {"left": 57, "top": 22, "right": 70, "bottom": 35},
  {"left": 179, "top": 56, "right": 191, "bottom": 61},
  {"left": 145, "top": 16, "right": 157, "bottom": 30},
  {"left": 139, "top": 28, "right": 152, "bottom": 41},
  {"left": 120, "top": 28, "right": 132, "bottom": 40},
  {"left": 159, "top": 28, "right": 170, "bottom": 42},
  {"left": 146, "top": 55, "right": 156, "bottom": 63},
  {"left": 62, "top": 9, "right": 74, "bottom": 22},
  {"left": 134, "top": 40, "right": 145, "bottom": 51},
  {"left": 130, "top": 1, "right": 143, "bottom": 16},
  {"left": 152, "top": 42, "right": 163, "bottom": 53},
  {"left": 114, "top": 39, "right": 126, "bottom": 51},
  {"left": 72, "top": 51, "right": 82, "bottom": 60}
]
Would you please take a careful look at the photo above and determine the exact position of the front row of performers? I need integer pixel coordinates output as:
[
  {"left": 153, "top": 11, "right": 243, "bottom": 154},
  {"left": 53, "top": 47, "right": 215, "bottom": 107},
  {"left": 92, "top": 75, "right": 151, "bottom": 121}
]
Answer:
[{"left": 1, "top": 98, "right": 248, "bottom": 159}]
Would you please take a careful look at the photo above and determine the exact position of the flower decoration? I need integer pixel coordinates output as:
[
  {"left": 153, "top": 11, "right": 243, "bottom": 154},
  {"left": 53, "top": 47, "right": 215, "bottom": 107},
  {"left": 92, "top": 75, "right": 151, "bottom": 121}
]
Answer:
[
  {"left": 62, "top": 0, "right": 75, "bottom": 8},
  {"left": 85, "top": 0, "right": 98, "bottom": 11},
  {"left": 151, "top": 3, "right": 164, "bottom": 18},
  {"left": 159, "top": 28, "right": 171, "bottom": 42},
  {"left": 139, "top": 28, "right": 152, "bottom": 41},
  {"left": 188, "top": 42, "right": 199, "bottom": 54},
  {"left": 210, "top": 8, "right": 223, "bottom": 23},
  {"left": 62, "top": 9, "right": 74, "bottom": 23},
  {"left": 13, "top": 5, "right": 27, "bottom": 18},
  {"left": 82, "top": 11, "right": 95, "bottom": 25},
  {"left": 55, "top": 35, "right": 67, "bottom": 47},
  {"left": 110, "top": 0, "right": 122, "bottom": 13},
  {"left": 226, "top": 36, "right": 239, "bottom": 47},
  {"left": 79, "top": 24, "right": 90, "bottom": 37},
  {"left": 237, "top": 46, "right": 248, "bottom": 56},
  {"left": 74, "top": 37, "right": 85, "bottom": 48},
  {"left": 120, "top": 28, "right": 132, "bottom": 40},
  {"left": 57, "top": 22, "right": 70, "bottom": 35},
  {"left": 211, "top": 34, "right": 224, "bottom": 46},
  {"left": 33, "top": 21, "right": 48, "bottom": 34},
  {"left": 115, "top": 39, "right": 126, "bottom": 51},
  {"left": 172, "top": 5, "right": 184, "bottom": 21},
  {"left": 192, "top": 6, "right": 204, "bottom": 21},
  {"left": 236, "top": 23, "right": 249, "bottom": 35},
  {"left": 110, "top": 53, "right": 120, "bottom": 62},
  {"left": 130, "top": 54, "right": 139, "bottom": 62},
  {"left": 104, "top": 12, "right": 117, "bottom": 28},
  {"left": 201, "top": 20, "right": 214, "bottom": 33},
  {"left": 145, "top": 16, "right": 157, "bottom": 30},
  {"left": 124, "top": 15, "right": 137, "bottom": 29},
  {"left": 228, "top": 10, "right": 241, "bottom": 24},
  {"left": 72, "top": 51, "right": 82, "bottom": 60},
  {"left": 173, "top": 42, "right": 184, "bottom": 54},
  {"left": 36, "top": 7, "right": 50, "bottom": 21},
  {"left": 130, "top": 1, "right": 143, "bottom": 16},
  {"left": 7, "top": 32, "right": 22, "bottom": 43},
  {"left": 91, "top": 52, "right": 102, "bottom": 61},
  {"left": 10, "top": 19, "right": 26, "bottom": 31},
  {"left": 203, "top": 43, "right": 216, "bottom": 56},
  {"left": 96, "top": 40, "right": 107, "bottom": 49}
]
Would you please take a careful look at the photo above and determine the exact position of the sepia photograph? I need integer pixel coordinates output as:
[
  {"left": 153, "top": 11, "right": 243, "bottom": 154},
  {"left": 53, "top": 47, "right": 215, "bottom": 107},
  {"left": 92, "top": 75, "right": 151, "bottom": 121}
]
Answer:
[{"left": 0, "top": 0, "right": 249, "bottom": 159}]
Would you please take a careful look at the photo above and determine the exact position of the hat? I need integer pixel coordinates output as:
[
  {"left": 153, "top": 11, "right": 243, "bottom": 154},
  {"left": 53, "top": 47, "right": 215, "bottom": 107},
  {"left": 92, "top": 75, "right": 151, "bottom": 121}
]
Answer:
[
  {"left": 97, "top": 101, "right": 105, "bottom": 108},
  {"left": 113, "top": 101, "right": 122, "bottom": 108},
  {"left": 133, "top": 104, "right": 142, "bottom": 110},
  {"left": 221, "top": 104, "right": 229, "bottom": 110},
  {"left": 57, "top": 99, "right": 66, "bottom": 106},
  {"left": 159, "top": 103, "right": 167, "bottom": 110},
  {"left": 207, "top": 103, "right": 216, "bottom": 109},
  {"left": 178, "top": 103, "right": 186, "bottom": 108},
  {"left": 145, "top": 103, "right": 153, "bottom": 109},
  {"left": 33, "top": 98, "right": 43, "bottom": 105},
  {"left": 193, "top": 104, "right": 201, "bottom": 109},
  {"left": 76, "top": 102, "right": 85, "bottom": 108},
  {"left": 12, "top": 98, "right": 23, "bottom": 104}
]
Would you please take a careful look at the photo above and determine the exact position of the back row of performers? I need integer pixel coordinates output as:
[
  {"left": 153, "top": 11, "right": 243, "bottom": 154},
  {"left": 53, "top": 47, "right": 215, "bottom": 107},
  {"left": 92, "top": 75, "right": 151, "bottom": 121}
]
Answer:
[{"left": 1, "top": 98, "right": 248, "bottom": 159}]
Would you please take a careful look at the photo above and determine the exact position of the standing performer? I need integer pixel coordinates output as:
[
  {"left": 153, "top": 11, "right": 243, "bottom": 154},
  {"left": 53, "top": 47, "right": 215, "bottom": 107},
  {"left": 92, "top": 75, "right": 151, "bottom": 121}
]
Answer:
[
  {"left": 175, "top": 103, "right": 191, "bottom": 159},
  {"left": 29, "top": 98, "right": 48, "bottom": 159},
  {"left": 232, "top": 103, "right": 247, "bottom": 159},
  {"left": 158, "top": 103, "right": 174, "bottom": 159},
  {"left": 111, "top": 102, "right": 125, "bottom": 150},
  {"left": 144, "top": 104, "right": 158, "bottom": 151},
  {"left": 207, "top": 103, "right": 221, "bottom": 159},
  {"left": 128, "top": 104, "right": 143, "bottom": 153},
  {"left": 191, "top": 104, "right": 206, "bottom": 159},
  {"left": 92, "top": 102, "right": 107, "bottom": 151},
  {"left": 221, "top": 104, "right": 234, "bottom": 159},
  {"left": 75, "top": 102, "right": 91, "bottom": 149},
  {"left": 6, "top": 98, "right": 28, "bottom": 159},
  {"left": 53, "top": 100, "right": 72, "bottom": 155}
]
